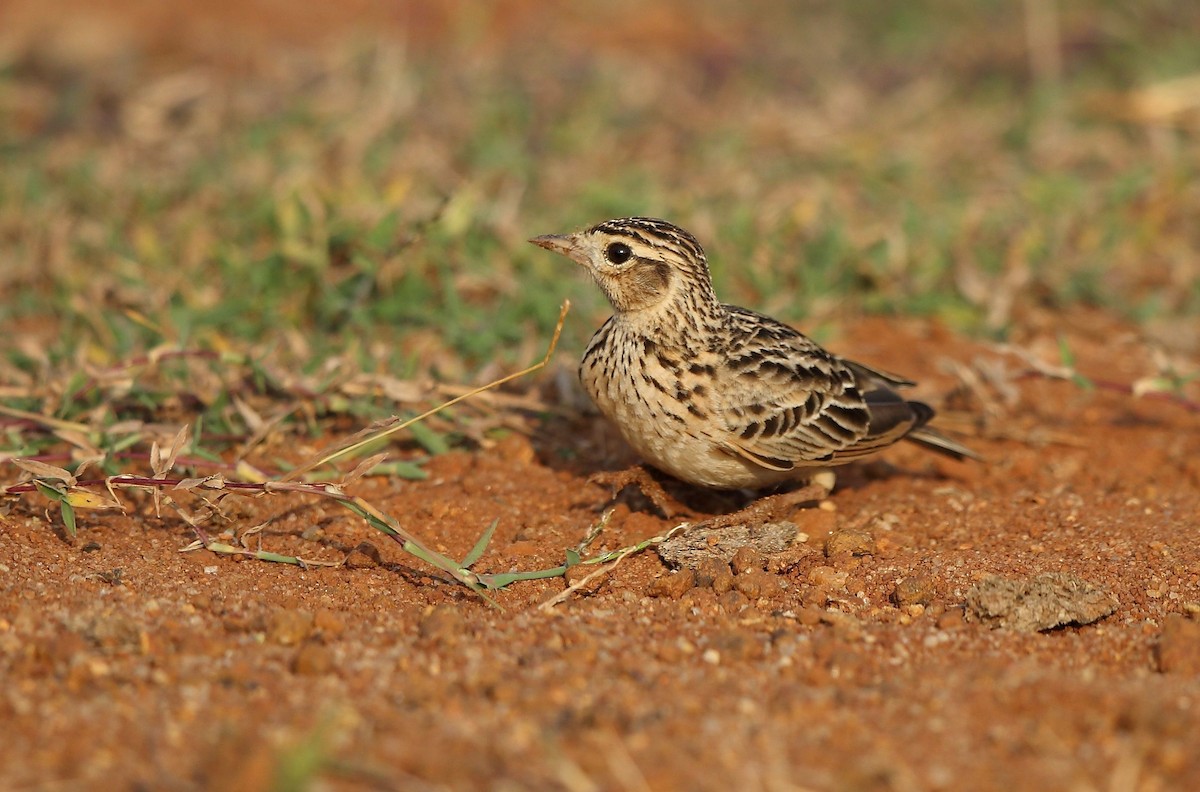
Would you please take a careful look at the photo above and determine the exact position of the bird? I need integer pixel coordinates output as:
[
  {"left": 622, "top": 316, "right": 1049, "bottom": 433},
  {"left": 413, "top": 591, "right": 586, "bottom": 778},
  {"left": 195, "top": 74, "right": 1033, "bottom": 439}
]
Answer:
[{"left": 530, "top": 217, "right": 976, "bottom": 520}]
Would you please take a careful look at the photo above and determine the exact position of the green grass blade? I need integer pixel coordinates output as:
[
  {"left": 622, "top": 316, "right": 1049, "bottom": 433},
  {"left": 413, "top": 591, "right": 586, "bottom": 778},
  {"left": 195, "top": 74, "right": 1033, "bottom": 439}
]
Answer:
[{"left": 460, "top": 518, "right": 499, "bottom": 568}]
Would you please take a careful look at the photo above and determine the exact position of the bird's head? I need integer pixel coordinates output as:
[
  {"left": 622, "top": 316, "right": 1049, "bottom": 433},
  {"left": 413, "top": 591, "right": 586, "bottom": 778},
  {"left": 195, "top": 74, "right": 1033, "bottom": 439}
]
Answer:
[{"left": 530, "top": 217, "right": 716, "bottom": 314}]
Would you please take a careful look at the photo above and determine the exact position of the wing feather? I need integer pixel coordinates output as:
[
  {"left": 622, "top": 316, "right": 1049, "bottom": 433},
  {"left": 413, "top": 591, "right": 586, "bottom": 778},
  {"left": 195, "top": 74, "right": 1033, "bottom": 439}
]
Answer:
[{"left": 714, "top": 307, "right": 933, "bottom": 470}]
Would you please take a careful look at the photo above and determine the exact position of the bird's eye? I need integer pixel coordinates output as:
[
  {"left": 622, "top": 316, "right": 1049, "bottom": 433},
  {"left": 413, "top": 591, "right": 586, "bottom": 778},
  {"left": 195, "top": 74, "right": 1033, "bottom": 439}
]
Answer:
[{"left": 605, "top": 242, "right": 633, "bottom": 264}]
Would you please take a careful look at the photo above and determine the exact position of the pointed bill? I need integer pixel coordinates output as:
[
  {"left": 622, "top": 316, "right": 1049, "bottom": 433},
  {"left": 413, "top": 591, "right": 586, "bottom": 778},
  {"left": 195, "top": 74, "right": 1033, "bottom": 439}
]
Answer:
[{"left": 529, "top": 233, "right": 576, "bottom": 257}]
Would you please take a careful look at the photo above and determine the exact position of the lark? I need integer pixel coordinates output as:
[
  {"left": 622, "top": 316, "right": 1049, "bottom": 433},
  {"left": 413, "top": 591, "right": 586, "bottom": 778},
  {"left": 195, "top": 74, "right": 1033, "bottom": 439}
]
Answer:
[{"left": 531, "top": 217, "right": 976, "bottom": 521}]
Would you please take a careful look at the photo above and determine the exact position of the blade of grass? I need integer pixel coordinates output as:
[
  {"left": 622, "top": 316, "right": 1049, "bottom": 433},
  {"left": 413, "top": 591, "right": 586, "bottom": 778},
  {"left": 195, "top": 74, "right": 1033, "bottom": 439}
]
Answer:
[{"left": 460, "top": 518, "right": 499, "bottom": 568}]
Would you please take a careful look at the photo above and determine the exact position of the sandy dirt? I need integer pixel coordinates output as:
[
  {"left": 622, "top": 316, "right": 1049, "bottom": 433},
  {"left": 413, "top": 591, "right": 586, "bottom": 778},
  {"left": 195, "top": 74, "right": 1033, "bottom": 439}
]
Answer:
[{"left": 3, "top": 312, "right": 1199, "bottom": 791}]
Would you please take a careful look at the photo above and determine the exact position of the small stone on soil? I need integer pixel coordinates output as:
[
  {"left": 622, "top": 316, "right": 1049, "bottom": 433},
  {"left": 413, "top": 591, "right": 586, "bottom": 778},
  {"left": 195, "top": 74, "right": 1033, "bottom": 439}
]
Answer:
[
  {"left": 691, "top": 557, "right": 734, "bottom": 593},
  {"left": 418, "top": 604, "right": 466, "bottom": 642},
  {"left": 267, "top": 608, "right": 314, "bottom": 646},
  {"left": 657, "top": 521, "right": 798, "bottom": 567},
  {"left": 292, "top": 642, "right": 333, "bottom": 676},
  {"left": 734, "top": 570, "right": 779, "bottom": 600},
  {"left": 730, "top": 546, "right": 765, "bottom": 575},
  {"left": 1156, "top": 613, "right": 1200, "bottom": 674},
  {"left": 892, "top": 575, "right": 935, "bottom": 607},
  {"left": 648, "top": 569, "right": 696, "bottom": 599},
  {"left": 964, "top": 572, "right": 1118, "bottom": 633},
  {"left": 824, "top": 527, "right": 875, "bottom": 558}
]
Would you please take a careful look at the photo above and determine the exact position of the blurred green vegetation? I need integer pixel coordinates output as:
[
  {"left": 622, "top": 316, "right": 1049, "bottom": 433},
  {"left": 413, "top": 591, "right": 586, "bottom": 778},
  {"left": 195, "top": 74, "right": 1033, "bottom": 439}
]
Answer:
[{"left": 1, "top": 0, "right": 1197, "bottom": 434}]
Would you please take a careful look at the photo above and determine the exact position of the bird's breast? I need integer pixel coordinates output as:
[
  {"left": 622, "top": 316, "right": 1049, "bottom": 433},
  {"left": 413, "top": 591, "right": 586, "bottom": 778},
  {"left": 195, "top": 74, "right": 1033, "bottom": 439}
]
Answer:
[{"left": 578, "top": 323, "right": 791, "bottom": 488}]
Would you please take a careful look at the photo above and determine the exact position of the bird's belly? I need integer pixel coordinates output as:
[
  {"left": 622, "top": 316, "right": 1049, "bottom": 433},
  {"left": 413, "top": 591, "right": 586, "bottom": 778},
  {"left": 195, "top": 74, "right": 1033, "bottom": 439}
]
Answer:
[{"left": 586, "top": 370, "right": 796, "bottom": 490}]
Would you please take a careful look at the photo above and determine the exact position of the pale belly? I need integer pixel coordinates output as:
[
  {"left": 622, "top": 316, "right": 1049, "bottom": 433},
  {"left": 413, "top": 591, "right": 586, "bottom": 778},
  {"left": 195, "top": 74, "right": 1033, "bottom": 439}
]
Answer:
[{"left": 585, "top": 364, "right": 803, "bottom": 490}]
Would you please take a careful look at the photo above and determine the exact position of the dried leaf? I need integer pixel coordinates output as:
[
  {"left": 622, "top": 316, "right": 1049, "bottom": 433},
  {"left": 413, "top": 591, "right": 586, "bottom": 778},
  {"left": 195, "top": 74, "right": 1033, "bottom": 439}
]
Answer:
[
  {"left": 176, "top": 476, "right": 214, "bottom": 491},
  {"left": 233, "top": 396, "right": 265, "bottom": 432},
  {"left": 342, "top": 453, "right": 388, "bottom": 487},
  {"left": 71, "top": 454, "right": 107, "bottom": 480},
  {"left": 13, "top": 458, "right": 77, "bottom": 486},
  {"left": 164, "top": 424, "right": 190, "bottom": 471}
]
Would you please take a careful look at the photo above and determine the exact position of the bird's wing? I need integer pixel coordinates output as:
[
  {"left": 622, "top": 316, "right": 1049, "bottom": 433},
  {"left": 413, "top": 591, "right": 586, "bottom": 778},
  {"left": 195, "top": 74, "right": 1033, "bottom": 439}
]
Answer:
[{"left": 715, "top": 308, "right": 924, "bottom": 469}]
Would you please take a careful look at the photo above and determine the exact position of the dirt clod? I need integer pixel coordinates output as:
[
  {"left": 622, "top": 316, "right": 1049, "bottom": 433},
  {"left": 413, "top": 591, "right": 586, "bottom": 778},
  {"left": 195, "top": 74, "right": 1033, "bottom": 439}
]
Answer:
[
  {"left": 734, "top": 570, "right": 778, "bottom": 600},
  {"left": 964, "top": 573, "right": 1118, "bottom": 632},
  {"left": 648, "top": 569, "right": 696, "bottom": 599},
  {"left": 825, "top": 527, "right": 875, "bottom": 558},
  {"left": 313, "top": 608, "right": 346, "bottom": 638},
  {"left": 892, "top": 575, "right": 935, "bottom": 607},
  {"left": 267, "top": 608, "right": 314, "bottom": 646},
  {"left": 292, "top": 642, "right": 333, "bottom": 676},
  {"left": 691, "top": 557, "right": 735, "bottom": 593},
  {"left": 1157, "top": 613, "right": 1200, "bottom": 674},
  {"left": 418, "top": 604, "right": 466, "bottom": 642},
  {"left": 730, "top": 546, "right": 765, "bottom": 575}
]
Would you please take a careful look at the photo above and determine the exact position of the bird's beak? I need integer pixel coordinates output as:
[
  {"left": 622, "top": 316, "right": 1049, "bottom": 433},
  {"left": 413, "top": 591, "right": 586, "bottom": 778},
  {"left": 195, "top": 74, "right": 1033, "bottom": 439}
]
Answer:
[{"left": 529, "top": 233, "right": 578, "bottom": 259}]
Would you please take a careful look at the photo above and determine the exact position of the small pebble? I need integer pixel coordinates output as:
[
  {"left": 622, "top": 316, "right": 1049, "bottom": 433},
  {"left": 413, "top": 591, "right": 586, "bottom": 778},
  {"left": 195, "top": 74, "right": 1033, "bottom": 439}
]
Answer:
[
  {"left": 937, "top": 607, "right": 965, "bottom": 630},
  {"left": 825, "top": 528, "right": 874, "bottom": 558},
  {"left": 417, "top": 604, "right": 465, "bottom": 642},
  {"left": 730, "top": 546, "right": 765, "bottom": 576},
  {"left": 692, "top": 557, "right": 734, "bottom": 594},
  {"left": 892, "top": 575, "right": 935, "bottom": 607},
  {"left": 808, "top": 566, "right": 848, "bottom": 589},
  {"left": 1157, "top": 613, "right": 1200, "bottom": 674},
  {"left": 648, "top": 569, "right": 696, "bottom": 599},
  {"left": 313, "top": 609, "right": 346, "bottom": 638},
  {"left": 292, "top": 642, "right": 334, "bottom": 676},
  {"left": 718, "top": 590, "right": 750, "bottom": 613},
  {"left": 267, "top": 609, "right": 314, "bottom": 646},
  {"left": 734, "top": 570, "right": 779, "bottom": 599}
]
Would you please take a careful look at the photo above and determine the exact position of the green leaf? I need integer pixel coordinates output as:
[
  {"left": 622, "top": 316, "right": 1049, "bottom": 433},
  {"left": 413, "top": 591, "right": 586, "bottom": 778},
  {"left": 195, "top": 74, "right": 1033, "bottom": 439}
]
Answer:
[
  {"left": 479, "top": 565, "right": 571, "bottom": 590},
  {"left": 1057, "top": 335, "right": 1093, "bottom": 390},
  {"left": 253, "top": 550, "right": 303, "bottom": 565},
  {"left": 407, "top": 421, "right": 450, "bottom": 456},
  {"left": 338, "top": 498, "right": 401, "bottom": 537},
  {"left": 461, "top": 518, "right": 498, "bottom": 568},
  {"left": 60, "top": 499, "right": 77, "bottom": 539},
  {"left": 32, "top": 479, "right": 66, "bottom": 502},
  {"left": 372, "top": 460, "right": 428, "bottom": 480}
]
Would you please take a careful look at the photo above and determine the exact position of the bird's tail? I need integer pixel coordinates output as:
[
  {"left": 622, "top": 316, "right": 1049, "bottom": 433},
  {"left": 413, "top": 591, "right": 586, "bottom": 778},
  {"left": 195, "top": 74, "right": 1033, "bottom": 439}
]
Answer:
[{"left": 904, "top": 401, "right": 981, "bottom": 461}]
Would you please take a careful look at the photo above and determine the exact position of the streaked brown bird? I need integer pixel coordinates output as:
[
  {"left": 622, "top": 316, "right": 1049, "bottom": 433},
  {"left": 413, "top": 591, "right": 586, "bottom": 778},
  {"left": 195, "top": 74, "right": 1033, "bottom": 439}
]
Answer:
[{"left": 531, "top": 217, "right": 976, "bottom": 518}]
